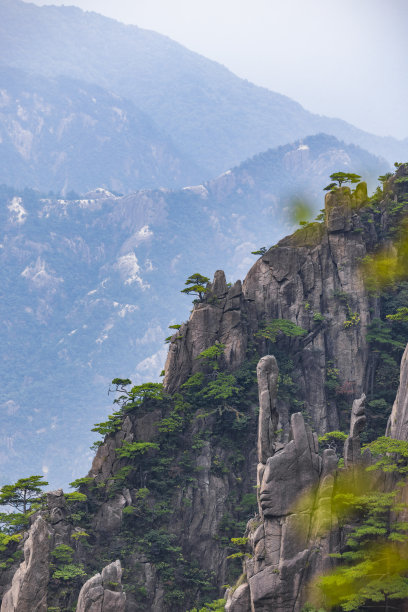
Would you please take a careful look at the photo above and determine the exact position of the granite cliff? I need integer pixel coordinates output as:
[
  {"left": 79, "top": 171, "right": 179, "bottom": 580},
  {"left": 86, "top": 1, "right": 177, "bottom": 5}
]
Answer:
[{"left": 2, "top": 166, "right": 408, "bottom": 610}]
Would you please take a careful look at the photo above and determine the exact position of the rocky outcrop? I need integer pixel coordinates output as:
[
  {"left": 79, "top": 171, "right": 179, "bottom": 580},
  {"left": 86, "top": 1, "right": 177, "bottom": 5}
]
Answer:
[
  {"left": 164, "top": 186, "right": 377, "bottom": 435},
  {"left": 164, "top": 270, "right": 247, "bottom": 393},
  {"left": 226, "top": 337, "right": 408, "bottom": 612},
  {"left": 387, "top": 342, "right": 408, "bottom": 441},
  {"left": 226, "top": 356, "right": 339, "bottom": 612},
  {"left": 257, "top": 355, "right": 279, "bottom": 463},
  {"left": 76, "top": 560, "right": 126, "bottom": 612},
  {"left": 5, "top": 179, "right": 408, "bottom": 611},
  {"left": 344, "top": 393, "right": 366, "bottom": 468},
  {"left": 1, "top": 517, "right": 50, "bottom": 612}
]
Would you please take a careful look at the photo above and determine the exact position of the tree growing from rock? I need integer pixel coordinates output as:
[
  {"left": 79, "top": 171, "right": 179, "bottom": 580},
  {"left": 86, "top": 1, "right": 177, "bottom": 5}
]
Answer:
[
  {"left": 0, "top": 475, "right": 48, "bottom": 515},
  {"left": 325, "top": 171, "right": 362, "bottom": 189},
  {"left": 181, "top": 273, "right": 210, "bottom": 302},
  {"left": 255, "top": 319, "right": 307, "bottom": 344},
  {"left": 0, "top": 475, "right": 48, "bottom": 533}
]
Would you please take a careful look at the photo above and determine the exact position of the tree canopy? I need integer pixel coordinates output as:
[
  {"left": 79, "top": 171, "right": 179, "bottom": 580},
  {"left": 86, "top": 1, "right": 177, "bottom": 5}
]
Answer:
[
  {"left": 0, "top": 475, "right": 48, "bottom": 515},
  {"left": 328, "top": 171, "right": 362, "bottom": 187},
  {"left": 255, "top": 319, "right": 307, "bottom": 344},
  {"left": 181, "top": 273, "right": 210, "bottom": 302}
]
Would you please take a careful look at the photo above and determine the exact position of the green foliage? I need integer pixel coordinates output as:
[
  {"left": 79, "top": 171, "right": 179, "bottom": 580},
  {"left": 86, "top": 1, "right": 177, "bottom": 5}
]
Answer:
[
  {"left": 91, "top": 413, "right": 122, "bottom": 437},
  {"left": 181, "top": 273, "right": 210, "bottom": 302},
  {"left": 255, "top": 319, "right": 307, "bottom": 343},
  {"left": 182, "top": 372, "right": 206, "bottom": 390},
  {"left": 366, "top": 436, "right": 408, "bottom": 474},
  {"left": 0, "top": 532, "right": 22, "bottom": 552},
  {"left": 318, "top": 431, "right": 347, "bottom": 454},
  {"left": 343, "top": 311, "right": 360, "bottom": 329},
  {"left": 188, "top": 599, "right": 226, "bottom": 612},
  {"left": 83, "top": 352, "right": 259, "bottom": 607},
  {"left": 70, "top": 530, "right": 89, "bottom": 541},
  {"left": 52, "top": 563, "right": 86, "bottom": 581},
  {"left": 314, "top": 208, "right": 326, "bottom": 222},
  {"left": 121, "top": 382, "right": 165, "bottom": 412},
  {"left": 312, "top": 312, "right": 325, "bottom": 323},
  {"left": 230, "top": 537, "right": 248, "bottom": 547},
  {"left": 251, "top": 246, "right": 267, "bottom": 255},
  {"left": 329, "top": 171, "right": 362, "bottom": 187},
  {"left": 387, "top": 306, "right": 408, "bottom": 322},
  {"left": 367, "top": 318, "right": 405, "bottom": 351},
  {"left": 64, "top": 492, "right": 87, "bottom": 503},
  {"left": 316, "top": 440, "right": 408, "bottom": 610},
  {"left": 203, "top": 373, "right": 240, "bottom": 404},
  {"left": 51, "top": 544, "right": 74, "bottom": 564},
  {"left": 51, "top": 544, "right": 86, "bottom": 582},
  {"left": 378, "top": 172, "right": 393, "bottom": 184},
  {"left": 115, "top": 441, "right": 159, "bottom": 459},
  {"left": 92, "top": 382, "right": 165, "bottom": 447},
  {"left": 196, "top": 342, "right": 226, "bottom": 370},
  {"left": 365, "top": 304, "right": 408, "bottom": 439},
  {"left": 0, "top": 475, "right": 48, "bottom": 515},
  {"left": 69, "top": 477, "right": 94, "bottom": 490},
  {"left": 111, "top": 377, "right": 132, "bottom": 389}
]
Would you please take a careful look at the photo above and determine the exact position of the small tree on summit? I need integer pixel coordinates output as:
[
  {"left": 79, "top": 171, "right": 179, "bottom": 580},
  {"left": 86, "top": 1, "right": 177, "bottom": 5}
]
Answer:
[
  {"left": 181, "top": 273, "right": 210, "bottom": 302},
  {"left": 325, "top": 172, "right": 362, "bottom": 189}
]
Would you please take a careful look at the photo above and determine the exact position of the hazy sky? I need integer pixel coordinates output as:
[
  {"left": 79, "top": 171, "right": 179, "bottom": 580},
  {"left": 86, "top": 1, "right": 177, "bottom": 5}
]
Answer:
[{"left": 31, "top": 0, "right": 408, "bottom": 139}]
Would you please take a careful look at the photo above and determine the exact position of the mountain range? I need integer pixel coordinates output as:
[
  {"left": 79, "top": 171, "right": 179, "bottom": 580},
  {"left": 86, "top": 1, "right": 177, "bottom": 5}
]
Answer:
[
  {"left": 0, "top": 0, "right": 406, "bottom": 194},
  {"left": 0, "top": 133, "right": 388, "bottom": 488}
]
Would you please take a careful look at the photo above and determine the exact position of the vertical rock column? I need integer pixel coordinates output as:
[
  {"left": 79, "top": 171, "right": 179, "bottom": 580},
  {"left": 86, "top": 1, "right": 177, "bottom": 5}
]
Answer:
[{"left": 257, "top": 355, "right": 279, "bottom": 464}]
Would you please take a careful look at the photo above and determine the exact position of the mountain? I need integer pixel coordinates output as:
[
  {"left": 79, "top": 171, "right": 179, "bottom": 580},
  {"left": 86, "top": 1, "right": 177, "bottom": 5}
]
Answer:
[
  {"left": 0, "top": 134, "right": 388, "bottom": 489},
  {"left": 0, "top": 66, "right": 204, "bottom": 194},
  {"left": 1, "top": 165, "right": 408, "bottom": 611},
  {"left": 0, "top": 0, "right": 406, "bottom": 181}
]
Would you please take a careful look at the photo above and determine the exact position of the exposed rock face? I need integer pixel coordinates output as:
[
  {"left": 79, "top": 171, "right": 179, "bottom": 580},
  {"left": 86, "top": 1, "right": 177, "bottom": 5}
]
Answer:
[
  {"left": 387, "top": 342, "right": 408, "bottom": 441},
  {"left": 344, "top": 393, "right": 366, "bottom": 468},
  {"left": 226, "top": 355, "right": 341, "bottom": 612},
  {"left": 257, "top": 355, "right": 279, "bottom": 463},
  {"left": 164, "top": 187, "right": 377, "bottom": 435},
  {"left": 5, "top": 184, "right": 407, "bottom": 611},
  {"left": 164, "top": 270, "right": 247, "bottom": 393},
  {"left": 1, "top": 517, "right": 50, "bottom": 612},
  {"left": 76, "top": 560, "right": 126, "bottom": 612}
]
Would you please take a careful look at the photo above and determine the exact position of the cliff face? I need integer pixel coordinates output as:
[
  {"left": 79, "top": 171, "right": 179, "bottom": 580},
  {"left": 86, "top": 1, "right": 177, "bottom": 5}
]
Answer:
[
  {"left": 165, "top": 183, "right": 378, "bottom": 434},
  {"left": 2, "top": 168, "right": 408, "bottom": 611},
  {"left": 224, "top": 360, "right": 368, "bottom": 612}
]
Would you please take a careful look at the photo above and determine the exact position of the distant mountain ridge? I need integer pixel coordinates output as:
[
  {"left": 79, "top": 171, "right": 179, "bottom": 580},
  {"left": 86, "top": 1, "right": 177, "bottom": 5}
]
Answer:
[
  {"left": 0, "top": 133, "right": 387, "bottom": 488},
  {"left": 0, "top": 66, "right": 204, "bottom": 194},
  {"left": 0, "top": 0, "right": 406, "bottom": 182}
]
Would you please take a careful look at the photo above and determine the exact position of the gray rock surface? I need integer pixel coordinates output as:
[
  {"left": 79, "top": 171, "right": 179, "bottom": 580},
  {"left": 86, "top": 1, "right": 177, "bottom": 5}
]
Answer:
[
  {"left": 164, "top": 188, "right": 375, "bottom": 435},
  {"left": 1, "top": 517, "right": 50, "bottom": 612},
  {"left": 344, "top": 393, "right": 366, "bottom": 468},
  {"left": 257, "top": 355, "right": 279, "bottom": 463},
  {"left": 225, "top": 583, "right": 251, "bottom": 612},
  {"left": 226, "top": 358, "right": 340, "bottom": 612},
  {"left": 387, "top": 342, "right": 408, "bottom": 441},
  {"left": 76, "top": 560, "right": 126, "bottom": 612}
]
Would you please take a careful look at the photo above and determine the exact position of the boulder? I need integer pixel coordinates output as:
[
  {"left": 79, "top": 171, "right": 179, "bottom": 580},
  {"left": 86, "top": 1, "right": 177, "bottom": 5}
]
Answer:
[{"left": 76, "top": 560, "right": 126, "bottom": 612}]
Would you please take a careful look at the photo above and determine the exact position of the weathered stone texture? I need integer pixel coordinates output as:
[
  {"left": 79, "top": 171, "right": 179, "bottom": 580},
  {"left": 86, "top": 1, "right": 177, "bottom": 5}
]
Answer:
[
  {"left": 76, "top": 560, "right": 126, "bottom": 612},
  {"left": 1, "top": 517, "right": 50, "bottom": 612},
  {"left": 257, "top": 355, "right": 279, "bottom": 463},
  {"left": 164, "top": 189, "right": 375, "bottom": 435},
  {"left": 226, "top": 358, "right": 341, "bottom": 612},
  {"left": 387, "top": 342, "right": 408, "bottom": 441}
]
